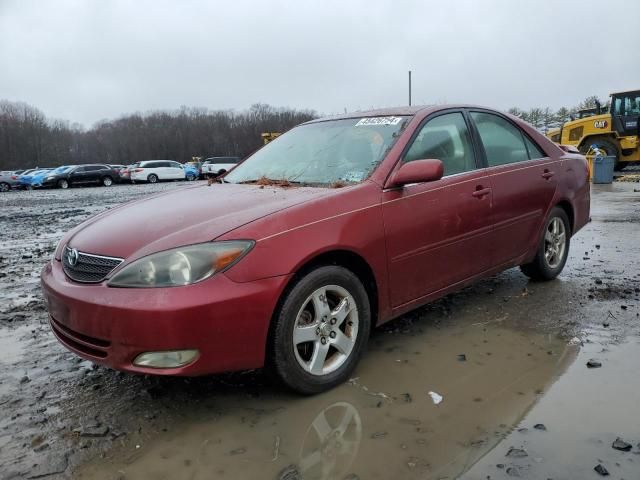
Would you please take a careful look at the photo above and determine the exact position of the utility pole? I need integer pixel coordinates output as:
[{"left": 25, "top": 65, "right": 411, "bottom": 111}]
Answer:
[{"left": 408, "top": 70, "right": 412, "bottom": 106}]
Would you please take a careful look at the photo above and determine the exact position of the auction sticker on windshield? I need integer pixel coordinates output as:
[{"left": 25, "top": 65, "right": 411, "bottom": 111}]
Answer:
[{"left": 355, "top": 117, "right": 403, "bottom": 126}]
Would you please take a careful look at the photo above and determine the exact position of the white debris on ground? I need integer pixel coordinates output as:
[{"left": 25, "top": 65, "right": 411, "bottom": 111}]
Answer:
[{"left": 428, "top": 391, "right": 443, "bottom": 405}]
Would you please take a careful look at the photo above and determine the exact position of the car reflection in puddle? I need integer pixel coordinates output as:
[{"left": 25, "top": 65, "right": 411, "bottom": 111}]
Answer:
[{"left": 75, "top": 322, "right": 576, "bottom": 480}]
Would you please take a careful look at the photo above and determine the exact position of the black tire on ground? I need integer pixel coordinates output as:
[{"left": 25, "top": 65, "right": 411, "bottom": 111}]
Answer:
[
  {"left": 0, "top": 182, "right": 10, "bottom": 192},
  {"left": 269, "top": 265, "right": 371, "bottom": 395},
  {"left": 102, "top": 176, "right": 113, "bottom": 187},
  {"left": 147, "top": 174, "right": 158, "bottom": 184},
  {"left": 58, "top": 179, "right": 69, "bottom": 189},
  {"left": 186, "top": 174, "right": 195, "bottom": 181},
  {"left": 520, "top": 207, "right": 571, "bottom": 281},
  {"left": 579, "top": 137, "right": 623, "bottom": 170}
]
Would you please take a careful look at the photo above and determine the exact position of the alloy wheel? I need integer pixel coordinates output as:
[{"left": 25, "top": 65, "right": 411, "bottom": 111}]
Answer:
[
  {"left": 293, "top": 285, "right": 359, "bottom": 376},
  {"left": 0, "top": 183, "right": 9, "bottom": 192},
  {"left": 544, "top": 217, "right": 566, "bottom": 269}
]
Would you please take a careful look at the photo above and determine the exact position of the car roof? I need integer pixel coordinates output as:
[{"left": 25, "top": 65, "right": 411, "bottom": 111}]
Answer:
[{"left": 303, "top": 104, "right": 498, "bottom": 124}]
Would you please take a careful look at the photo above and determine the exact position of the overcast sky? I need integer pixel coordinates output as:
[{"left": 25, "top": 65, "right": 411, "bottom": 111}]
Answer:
[{"left": 1, "top": 0, "right": 638, "bottom": 126}]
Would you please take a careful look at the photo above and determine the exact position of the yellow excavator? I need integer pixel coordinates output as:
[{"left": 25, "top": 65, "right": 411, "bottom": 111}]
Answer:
[
  {"left": 549, "top": 89, "right": 640, "bottom": 170},
  {"left": 261, "top": 132, "right": 282, "bottom": 145}
]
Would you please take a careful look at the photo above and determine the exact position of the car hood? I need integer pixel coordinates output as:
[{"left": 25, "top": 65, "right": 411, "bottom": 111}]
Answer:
[{"left": 68, "top": 183, "right": 333, "bottom": 260}]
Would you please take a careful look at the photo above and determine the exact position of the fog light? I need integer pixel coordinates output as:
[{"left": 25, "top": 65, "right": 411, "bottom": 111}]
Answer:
[{"left": 133, "top": 349, "right": 199, "bottom": 368}]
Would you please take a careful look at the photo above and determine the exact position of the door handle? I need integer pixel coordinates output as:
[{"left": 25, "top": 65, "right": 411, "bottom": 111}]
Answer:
[
  {"left": 541, "top": 169, "right": 555, "bottom": 179},
  {"left": 472, "top": 187, "right": 491, "bottom": 198}
]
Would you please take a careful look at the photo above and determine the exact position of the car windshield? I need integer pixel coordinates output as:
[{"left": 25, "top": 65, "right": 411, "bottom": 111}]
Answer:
[{"left": 225, "top": 116, "right": 410, "bottom": 185}]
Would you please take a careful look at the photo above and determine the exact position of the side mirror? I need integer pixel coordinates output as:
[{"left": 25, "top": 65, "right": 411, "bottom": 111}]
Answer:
[{"left": 388, "top": 159, "right": 444, "bottom": 188}]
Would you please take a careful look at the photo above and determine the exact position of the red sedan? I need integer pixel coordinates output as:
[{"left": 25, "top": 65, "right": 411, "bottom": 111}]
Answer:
[{"left": 41, "top": 106, "right": 590, "bottom": 394}]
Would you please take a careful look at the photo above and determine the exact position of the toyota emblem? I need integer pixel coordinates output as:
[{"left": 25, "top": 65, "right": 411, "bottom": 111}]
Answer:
[{"left": 67, "top": 248, "right": 79, "bottom": 267}]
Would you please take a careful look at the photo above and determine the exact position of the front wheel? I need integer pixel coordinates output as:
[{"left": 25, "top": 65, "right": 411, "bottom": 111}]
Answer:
[
  {"left": 58, "top": 179, "right": 69, "bottom": 189},
  {"left": 147, "top": 174, "right": 158, "bottom": 184},
  {"left": 186, "top": 174, "right": 196, "bottom": 181},
  {"left": 102, "top": 176, "right": 113, "bottom": 187},
  {"left": 521, "top": 207, "right": 570, "bottom": 281},
  {"left": 269, "top": 266, "right": 371, "bottom": 395}
]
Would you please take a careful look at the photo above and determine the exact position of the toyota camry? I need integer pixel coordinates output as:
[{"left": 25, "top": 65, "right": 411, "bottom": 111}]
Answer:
[{"left": 41, "top": 105, "right": 590, "bottom": 394}]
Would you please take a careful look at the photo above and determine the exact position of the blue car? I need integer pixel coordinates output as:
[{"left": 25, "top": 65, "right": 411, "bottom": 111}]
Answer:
[
  {"left": 18, "top": 169, "right": 51, "bottom": 189},
  {"left": 37, "top": 166, "right": 73, "bottom": 188},
  {"left": 183, "top": 164, "right": 199, "bottom": 181}
]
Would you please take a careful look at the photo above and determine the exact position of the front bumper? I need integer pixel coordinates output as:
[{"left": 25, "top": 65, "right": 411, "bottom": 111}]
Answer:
[{"left": 41, "top": 259, "right": 290, "bottom": 375}]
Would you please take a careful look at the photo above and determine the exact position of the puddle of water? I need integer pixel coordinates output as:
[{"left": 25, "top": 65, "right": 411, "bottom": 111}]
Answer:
[
  {"left": 462, "top": 337, "right": 640, "bottom": 479},
  {"left": 75, "top": 325, "right": 575, "bottom": 480}
]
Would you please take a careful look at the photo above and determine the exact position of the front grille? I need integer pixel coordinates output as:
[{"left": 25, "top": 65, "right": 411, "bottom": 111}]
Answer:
[{"left": 62, "top": 246, "right": 123, "bottom": 283}]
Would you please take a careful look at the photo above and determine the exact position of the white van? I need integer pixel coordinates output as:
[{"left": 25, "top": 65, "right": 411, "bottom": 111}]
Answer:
[{"left": 130, "top": 160, "right": 186, "bottom": 183}]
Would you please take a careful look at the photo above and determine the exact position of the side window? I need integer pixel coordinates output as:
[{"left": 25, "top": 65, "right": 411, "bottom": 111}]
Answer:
[
  {"left": 470, "top": 112, "right": 529, "bottom": 166},
  {"left": 524, "top": 136, "right": 546, "bottom": 160},
  {"left": 403, "top": 112, "right": 476, "bottom": 176}
]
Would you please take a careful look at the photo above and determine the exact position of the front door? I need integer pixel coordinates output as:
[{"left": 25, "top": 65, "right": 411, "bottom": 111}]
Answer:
[
  {"left": 382, "top": 111, "right": 493, "bottom": 309},
  {"left": 469, "top": 111, "right": 558, "bottom": 267}
]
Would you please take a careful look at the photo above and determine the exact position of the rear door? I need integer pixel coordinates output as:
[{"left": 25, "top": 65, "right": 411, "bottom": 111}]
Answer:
[
  {"left": 469, "top": 111, "right": 558, "bottom": 267},
  {"left": 85, "top": 165, "right": 104, "bottom": 182},
  {"left": 382, "top": 110, "right": 493, "bottom": 308}
]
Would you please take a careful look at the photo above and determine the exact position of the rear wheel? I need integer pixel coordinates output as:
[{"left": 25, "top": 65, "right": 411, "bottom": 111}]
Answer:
[
  {"left": 58, "top": 179, "right": 69, "bottom": 189},
  {"left": 147, "top": 174, "right": 158, "bottom": 184},
  {"left": 0, "top": 182, "right": 10, "bottom": 192},
  {"left": 217, "top": 169, "right": 227, "bottom": 176},
  {"left": 269, "top": 266, "right": 371, "bottom": 395},
  {"left": 102, "top": 176, "right": 113, "bottom": 187},
  {"left": 579, "top": 137, "right": 622, "bottom": 170},
  {"left": 521, "top": 207, "right": 571, "bottom": 281}
]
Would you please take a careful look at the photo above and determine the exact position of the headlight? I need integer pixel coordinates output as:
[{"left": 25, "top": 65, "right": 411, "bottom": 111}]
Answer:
[
  {"left": 107, "top": 241, "right": 254, "bottom": 288},
  {"left": 46, "top": 176, "right": 55, "bottom": 180}
]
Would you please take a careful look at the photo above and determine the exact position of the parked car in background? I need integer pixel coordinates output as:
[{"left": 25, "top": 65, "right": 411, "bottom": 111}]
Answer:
[
  {"left": 118, "top": 165, "right": 134, "bottom": 182},
  {"left": 31, "top": 168, "right": 63, "bottom": 188},
  {"left": 201, "top": 157, "right": 240, "bottom": 176},
  {"left": 184, "top": 161, "right": 202, "bottom": 178},
  {"left": 130, "top": 160, "right": 186, "bottom": 183},
  {"left": 0, "top": 171, "right": 20, "bottom": 192},
  {"left": 18, "top": 169, "right": 52, "bottom": 189},
  {"left": 41, "top": 105, "right": 590, "bottom": 394},
  {"left": 43, "top": 164, "right": 117, "bottom": 188},
  {"left": 183, "top": 164, "right": 199, "bottom": 181},
  {"left": 108, "top": 165, "right": 127, "bottom": 181}
]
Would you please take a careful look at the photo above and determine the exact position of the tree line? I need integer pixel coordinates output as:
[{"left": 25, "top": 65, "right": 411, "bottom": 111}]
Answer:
[
  {"left": 507, "top": 95, "right": 608, "bottom": 133},
  {"left": 0, "top": 94, "right": 608, "bottom": 171},
  {"left": 0, "top": 101, "right": 317, "bottom": 171}
]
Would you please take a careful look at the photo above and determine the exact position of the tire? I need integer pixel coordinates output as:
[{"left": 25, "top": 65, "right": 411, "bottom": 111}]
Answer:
[
  {"left": 269, "top": 265, "right": 371, "bottom": 395},
  {"left": 520, "top": 207, "right": 571, "bottom": 281},
  {"left": 217, "top": 169, "right": 226, "bottom": 176},
  {"left": 58, "top": 179, "right": 69, "bottom": 189},
  {"left": 186, "top": 174, "right": 196, "bottom": 181},
  {"left": 0, "top": 182, "right": 10, "bottom": 192},
  {"left": 579, "top": 137, "right": 622, "bottom": 170},
  {"left": 147, "top": 174, "right": 158, "bottom": 184},
  {"left": 102, "top": 176, "right": 113, "bottom": 187}
]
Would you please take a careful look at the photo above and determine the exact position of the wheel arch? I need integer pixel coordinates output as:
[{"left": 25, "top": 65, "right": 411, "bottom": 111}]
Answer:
[
  {"left": 554, "top": 199, "right": 575, "bottom": 236},
  {"left": 578, "top": 134, "right": 620, "bottom": 154},
  {"left": 265, "top": 249, "right": 380, "bottom": 364}
]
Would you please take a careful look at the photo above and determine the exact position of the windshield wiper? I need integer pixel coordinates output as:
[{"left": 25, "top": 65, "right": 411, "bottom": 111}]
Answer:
[{"left": 236, "top": 178, "right": 306, "bottom": 186}]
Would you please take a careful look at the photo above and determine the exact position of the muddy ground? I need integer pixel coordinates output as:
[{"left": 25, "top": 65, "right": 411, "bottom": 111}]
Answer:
[{"left": 0, "top": 180, "right": 639, "bottom": 480}]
